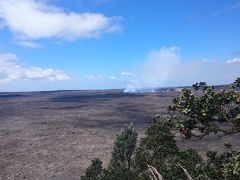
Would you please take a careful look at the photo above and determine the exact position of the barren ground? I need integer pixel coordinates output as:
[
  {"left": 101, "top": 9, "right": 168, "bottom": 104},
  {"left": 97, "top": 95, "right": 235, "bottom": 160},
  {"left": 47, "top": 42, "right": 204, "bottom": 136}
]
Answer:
[{"left": 0, "top": 90, "right": 239, "bottom": 180}]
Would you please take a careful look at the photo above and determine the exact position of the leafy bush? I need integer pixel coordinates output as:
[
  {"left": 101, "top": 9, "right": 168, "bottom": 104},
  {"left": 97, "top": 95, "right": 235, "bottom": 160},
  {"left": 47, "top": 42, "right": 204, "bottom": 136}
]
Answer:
[
  {"left": 82, "top": 124, "right": 138, "bottom": 180},
  {"left": 106, "top": 123, "right": 138, "bottom": 179},
  {"left": 132, "top": 119, "right": 179, "bottom": 179},
  {"left": 169, "top": 78, "right": 240, "bottom": 139},
  {"left": 224, "top": 154, "right": 240, "bottom": 179},
  {"left": 81, "top": 158, "right": 105, "bottom": 180}
]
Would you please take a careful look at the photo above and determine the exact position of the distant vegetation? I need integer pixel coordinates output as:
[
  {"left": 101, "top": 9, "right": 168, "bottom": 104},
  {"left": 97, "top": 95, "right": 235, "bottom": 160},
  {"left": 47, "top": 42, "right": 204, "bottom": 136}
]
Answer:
[{"left": 81, "top": 78, "right": 240, "bottom": 180}]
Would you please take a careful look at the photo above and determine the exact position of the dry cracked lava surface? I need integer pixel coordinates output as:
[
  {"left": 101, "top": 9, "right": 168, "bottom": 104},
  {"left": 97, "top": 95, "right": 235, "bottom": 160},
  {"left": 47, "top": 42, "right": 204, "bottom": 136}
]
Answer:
[{"left": 0, "top": 90, "right": 239, "bottom": 180}]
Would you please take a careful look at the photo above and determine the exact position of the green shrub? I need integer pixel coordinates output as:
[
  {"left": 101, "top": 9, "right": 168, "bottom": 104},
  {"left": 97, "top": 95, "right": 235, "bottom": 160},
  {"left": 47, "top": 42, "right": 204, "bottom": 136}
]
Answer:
[
  {"left": 169, "top": 77, "right": 240, "bottom": 139},
  {"left": 106, "top": 123, "right": 138, "bottom": 179},
  {"left": 81, "top": 158, "right": 105, "bottom": 180},
  {"left": 132, "top": 119, "right": 178, "bottom": 179}
]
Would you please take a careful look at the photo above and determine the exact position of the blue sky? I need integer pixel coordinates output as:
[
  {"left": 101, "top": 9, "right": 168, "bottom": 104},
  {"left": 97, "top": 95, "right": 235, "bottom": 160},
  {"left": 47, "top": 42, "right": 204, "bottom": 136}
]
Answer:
[{"left": 0, "top": 0, "right": 240, "bottom": 91}]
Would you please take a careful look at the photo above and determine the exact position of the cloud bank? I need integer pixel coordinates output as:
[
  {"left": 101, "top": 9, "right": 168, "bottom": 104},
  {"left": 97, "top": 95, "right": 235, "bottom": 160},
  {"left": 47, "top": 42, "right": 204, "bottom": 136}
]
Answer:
[
  {"left": 124, "top": 46, "right": 240, "bottom": 92},
  {"left": 0, "top": 53, "right": 69, "bottom": 83},
  {"left": 0, "top": 0, "right": 121, "bottom": 44},
  {"left": 226, "top": 58, "right": 240, "bottom": 64}
]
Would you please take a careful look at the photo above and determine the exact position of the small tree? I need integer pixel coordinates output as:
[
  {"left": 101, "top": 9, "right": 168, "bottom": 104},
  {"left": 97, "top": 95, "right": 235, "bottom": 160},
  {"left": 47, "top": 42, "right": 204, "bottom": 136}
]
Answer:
[
  {"left": 133, "top": 119, "right": 178, "bottom": 178},
  {"left": 169, "top": 78, "right": 240, "bottom": 139},
  {"left": 133, "top": 118, "right": 201, "bottom": 179},
  {"left": 231, "top": 77, "right": 240, "bottom": 88},
  {"left": 81, "top": 158, "right": 105, "bottom": 180},
  {"left": 81, "top": 124, "right": 138, "bottom": 180},
  {"left": 170, "top": 149, "right": 202, "bottom": 179},
  {"left": 105, "top": 123, "right": 138, "bottom": 179}
]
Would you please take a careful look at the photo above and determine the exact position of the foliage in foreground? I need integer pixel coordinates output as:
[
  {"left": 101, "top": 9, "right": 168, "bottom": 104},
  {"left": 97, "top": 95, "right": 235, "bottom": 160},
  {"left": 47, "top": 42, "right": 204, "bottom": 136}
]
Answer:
[
  {"left": 169, "top": 79, "right": 240, "bottom": 139},
  {"left": 81, "top": 78, "right": 240, "bottom": 180}
]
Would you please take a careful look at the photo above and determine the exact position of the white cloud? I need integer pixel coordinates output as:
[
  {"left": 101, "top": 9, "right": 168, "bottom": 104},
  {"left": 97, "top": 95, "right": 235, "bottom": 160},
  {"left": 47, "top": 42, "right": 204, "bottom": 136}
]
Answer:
[
  {"left": 86, "top": 75, "right": 117, "bottom": 80},
  {"left": 18, "top": 40, "right": 41, "bottom": 48},
  {"left": 109, "top": 76, "right": 116, "bottom": 79},
  {"left": 86, "top": 74, "right": 103, "bottom": 80},
  {"left": 226, "top": 58, "right": 240, "bottom": 64},
  {"left": 0, "top": 0, "right": 121, "bottom": 43},
  {"left": 121, "top": 71, "right": 133, "bottom": 76},
  {"left": 124, "top": 46, "right": 240, "bottom": 92},
  {"left": 0, "top": 53, "right": 70, "bottom": 83}
]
